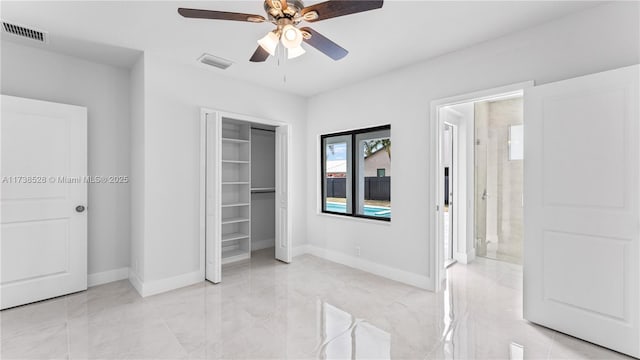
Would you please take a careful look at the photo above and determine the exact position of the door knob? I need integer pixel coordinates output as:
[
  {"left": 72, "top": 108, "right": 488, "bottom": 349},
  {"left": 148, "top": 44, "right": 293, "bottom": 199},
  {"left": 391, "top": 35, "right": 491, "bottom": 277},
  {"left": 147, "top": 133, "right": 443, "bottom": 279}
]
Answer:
[{"left": 75, "top": 205, "right": 86, "bottom": 213}]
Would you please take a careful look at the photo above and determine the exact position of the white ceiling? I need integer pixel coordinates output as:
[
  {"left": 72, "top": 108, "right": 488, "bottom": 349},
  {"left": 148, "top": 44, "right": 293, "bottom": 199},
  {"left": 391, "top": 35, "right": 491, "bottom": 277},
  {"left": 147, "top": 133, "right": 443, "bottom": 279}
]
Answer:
[{"left": 1, "top": 1, "right": 602, "bottom": 96}]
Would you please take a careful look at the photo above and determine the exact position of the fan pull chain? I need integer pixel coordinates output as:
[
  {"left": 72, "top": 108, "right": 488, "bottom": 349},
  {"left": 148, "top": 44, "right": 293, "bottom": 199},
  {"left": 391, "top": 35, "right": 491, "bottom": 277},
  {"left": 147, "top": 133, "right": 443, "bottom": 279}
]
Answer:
[{"left": 275, "top": 44, "right": 287, "bottom": 84}]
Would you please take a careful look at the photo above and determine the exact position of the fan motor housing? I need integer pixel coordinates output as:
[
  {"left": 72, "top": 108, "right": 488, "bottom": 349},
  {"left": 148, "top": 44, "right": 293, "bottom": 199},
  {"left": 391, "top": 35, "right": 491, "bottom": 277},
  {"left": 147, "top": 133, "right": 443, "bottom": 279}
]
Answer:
[{"left": 264, "top": 0, "right": 305, "bottom": 21}]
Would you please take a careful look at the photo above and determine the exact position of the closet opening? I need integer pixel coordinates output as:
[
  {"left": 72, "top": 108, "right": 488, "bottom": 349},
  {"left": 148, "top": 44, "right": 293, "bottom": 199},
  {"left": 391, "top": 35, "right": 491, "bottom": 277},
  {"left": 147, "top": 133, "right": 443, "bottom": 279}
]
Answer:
[
  {"left": 200, "top": 110, "right": 292, "bottom": 284},
  {"left": 249, "top": 125, "right": 277, "bottom": 258}
]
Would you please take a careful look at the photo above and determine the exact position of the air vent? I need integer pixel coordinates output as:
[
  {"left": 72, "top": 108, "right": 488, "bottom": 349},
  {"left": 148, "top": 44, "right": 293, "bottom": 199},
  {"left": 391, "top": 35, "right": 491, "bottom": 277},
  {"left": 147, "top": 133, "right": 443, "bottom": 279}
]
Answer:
[
  {"left": 2, "top": 21, "right": 48, "bottom": 43},
  {"left": 198, "top": 53, "right": 233, "bottom": 70}
]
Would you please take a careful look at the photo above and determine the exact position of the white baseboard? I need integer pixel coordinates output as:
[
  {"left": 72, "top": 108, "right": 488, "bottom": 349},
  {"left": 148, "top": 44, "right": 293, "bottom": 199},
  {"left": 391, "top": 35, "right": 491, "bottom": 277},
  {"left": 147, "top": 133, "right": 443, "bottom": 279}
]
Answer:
[
  {"left": 88, "top": 267, "right": 130, "bottom": 287},
  {"left": 303, "top": 245, "right": 430, "bottom": 290},
  {"left": 128, "top": 270, "right": 144, "bottom": 295},
  {"left": 292, "top": 244, "right": 310, "bottom": 257},
  {"left": 455, "top": 249, "right": 476, "bottom": 264},
  {"left": 134, "top": 270, "right": 203, "bottom": 297},
  {"left": 252, "top": 238, "right": 275, "bottom": 251}
]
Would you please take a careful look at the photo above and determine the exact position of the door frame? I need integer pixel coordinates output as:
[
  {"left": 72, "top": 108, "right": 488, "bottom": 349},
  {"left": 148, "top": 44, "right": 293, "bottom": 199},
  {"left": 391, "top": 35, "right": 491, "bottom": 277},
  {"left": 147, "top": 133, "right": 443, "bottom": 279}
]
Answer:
[
  {"left": 199, "top": 108, "right": 293, "bottom": 283},
  {"left": 441, "top": 120, "right": 458, "bottom": 266},
  {"left": 428, "top": 81, "right": 533, "bottom": 291}
]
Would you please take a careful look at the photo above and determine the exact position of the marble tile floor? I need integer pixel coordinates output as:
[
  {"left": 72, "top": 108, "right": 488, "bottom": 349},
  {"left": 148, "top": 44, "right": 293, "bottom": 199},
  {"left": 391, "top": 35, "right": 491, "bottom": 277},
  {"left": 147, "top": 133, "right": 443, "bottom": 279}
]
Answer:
[{"left": 1, "top": 248, "right": 635, "bottom": 359}]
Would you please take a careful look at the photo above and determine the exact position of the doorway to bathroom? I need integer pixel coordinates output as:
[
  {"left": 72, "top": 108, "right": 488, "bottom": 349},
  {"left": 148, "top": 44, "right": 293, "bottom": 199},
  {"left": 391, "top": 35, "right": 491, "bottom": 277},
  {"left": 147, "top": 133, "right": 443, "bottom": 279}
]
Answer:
[
  {"left": 431, "top": 81, "right": 532, "bottom": 290},
  {"left": 439, "top": 93, "right": 524, "bottom": 266},
  {"left": 474, "top": 95, "right": 524, "bottom": 264}
]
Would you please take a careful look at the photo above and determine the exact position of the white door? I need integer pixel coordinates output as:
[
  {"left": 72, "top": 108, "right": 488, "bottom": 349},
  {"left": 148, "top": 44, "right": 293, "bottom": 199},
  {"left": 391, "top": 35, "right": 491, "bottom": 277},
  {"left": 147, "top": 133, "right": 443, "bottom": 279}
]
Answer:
[
  {"left": 1, "top": 95, "right": 87, "bottom": 309},
  {"left": 205, "top": 113, "right": 221, "bottom": 283},
  {"left": 275, "top": 125, "right": 291, "bottom": 263},
  {"left": 524, "top": 65, "right": 639, "bottom": 357}
]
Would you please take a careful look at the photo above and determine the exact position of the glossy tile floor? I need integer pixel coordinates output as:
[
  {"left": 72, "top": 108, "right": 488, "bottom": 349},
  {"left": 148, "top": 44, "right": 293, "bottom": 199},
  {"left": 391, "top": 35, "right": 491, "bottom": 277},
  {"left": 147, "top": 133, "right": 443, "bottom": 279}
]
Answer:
[{"left": 1, "top": 248, "right": 635, "bottom": 359}]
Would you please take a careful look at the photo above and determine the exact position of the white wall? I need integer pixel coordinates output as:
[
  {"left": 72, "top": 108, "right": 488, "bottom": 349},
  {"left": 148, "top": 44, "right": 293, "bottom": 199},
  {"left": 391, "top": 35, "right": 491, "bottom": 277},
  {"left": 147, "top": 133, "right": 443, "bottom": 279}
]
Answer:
[
  {"left": 1, "top": 41, "right": 133, "bottom": 277},
  {"left": 132, "top": 55, "right": 307, "bottom": 287},
  {"left": 305, "top": 2, "right": 639, "bottom": 289},
  {"left": 129, "top": 54, "right": 146, "bottom": 287}
]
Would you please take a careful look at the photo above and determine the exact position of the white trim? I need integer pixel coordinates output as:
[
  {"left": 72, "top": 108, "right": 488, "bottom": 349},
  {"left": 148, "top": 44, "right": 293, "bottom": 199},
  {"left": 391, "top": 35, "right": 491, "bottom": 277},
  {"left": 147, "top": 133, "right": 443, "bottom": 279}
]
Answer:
[
  {"left": 88, "top": 267, "right": 130, "bottom": 287},
  {"left": 252, "top": 238, "right": 275, "bottom": 251},
  {"left": 292, "top": 244, "right": 310, "bottom": 257},
  {"left": 429, "top": 81, "right": 534, "bottom": 292},
  {"left": 302, "top": 245, "right": 430, "bottom": 289},
  {"left": 317, "top": 212, "right": 391, "bottom": 225},
  {"left": 442, "top": 108, "right": 471, "bottom": 266},
  {"left": 132, "top": 270, "right": 203, "bottom": 297},
  {"left": 128, "top": 270, "right": 144, "bottom": 295},
  {"left": 454, "top": 250, "right": 476, "bottom": 265},
  {"left": 199, "top": 109, "right": 207, "bottom": 282}
]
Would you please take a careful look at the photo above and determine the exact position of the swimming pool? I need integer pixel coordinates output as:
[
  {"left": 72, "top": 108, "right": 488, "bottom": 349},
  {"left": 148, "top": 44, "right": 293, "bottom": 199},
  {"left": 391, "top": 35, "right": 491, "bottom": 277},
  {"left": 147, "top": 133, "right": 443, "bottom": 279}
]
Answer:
[{"left": 325, "top": 202, "right": 391, "bottom": 218}]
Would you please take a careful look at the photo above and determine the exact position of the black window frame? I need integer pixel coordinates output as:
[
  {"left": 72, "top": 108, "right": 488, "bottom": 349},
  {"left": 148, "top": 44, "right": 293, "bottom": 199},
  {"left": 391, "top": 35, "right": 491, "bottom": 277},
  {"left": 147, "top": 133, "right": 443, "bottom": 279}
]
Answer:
[{"left": 321, "top": 124, "right": 391, "bottom": 222}]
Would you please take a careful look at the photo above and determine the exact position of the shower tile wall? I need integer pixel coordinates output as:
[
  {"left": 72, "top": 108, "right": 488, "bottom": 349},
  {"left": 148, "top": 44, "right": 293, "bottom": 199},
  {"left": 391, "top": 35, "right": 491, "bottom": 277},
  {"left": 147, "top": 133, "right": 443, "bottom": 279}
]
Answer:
[{"left": 475, "top": 97, "right": 523, "bottom": 264}]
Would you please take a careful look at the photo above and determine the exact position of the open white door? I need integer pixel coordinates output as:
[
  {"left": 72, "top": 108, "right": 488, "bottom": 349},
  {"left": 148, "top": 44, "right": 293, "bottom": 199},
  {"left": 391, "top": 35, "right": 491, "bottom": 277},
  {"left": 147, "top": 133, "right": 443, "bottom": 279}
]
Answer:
[
  {"left": 524, "top": 65, "right": 639, "bottom": 357},
  {"left": 1, "top": 95, "right": 87, "bottom": 309},
  {"left": 205, "top": 113, "right": 222, "bottom": 283},
  {"left": 275, "top": 125, "right": 291, "bottom": 263}
]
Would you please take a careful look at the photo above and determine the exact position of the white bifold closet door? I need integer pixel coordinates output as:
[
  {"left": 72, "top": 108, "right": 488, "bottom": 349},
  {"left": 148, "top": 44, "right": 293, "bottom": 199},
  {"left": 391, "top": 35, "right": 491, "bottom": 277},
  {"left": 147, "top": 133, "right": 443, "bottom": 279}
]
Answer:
[
  {"left": 204, "top": 112, "right": 291, "bottom": 284},
  {"left": 1, "top": 95, "right": 88, "bottom": 309},
  {"left": 275, "top": 125, "right": 290, "bottom": 263},
  {"left": 524, "top": 65, "right": 639, "bottom": 357}
]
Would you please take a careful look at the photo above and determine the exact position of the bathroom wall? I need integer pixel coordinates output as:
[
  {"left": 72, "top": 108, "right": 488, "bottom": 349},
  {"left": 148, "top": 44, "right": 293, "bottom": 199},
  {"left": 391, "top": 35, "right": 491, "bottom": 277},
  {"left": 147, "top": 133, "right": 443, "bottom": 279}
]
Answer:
[{"left": 475, "top": 97, "right": 523, "bottom": 264}]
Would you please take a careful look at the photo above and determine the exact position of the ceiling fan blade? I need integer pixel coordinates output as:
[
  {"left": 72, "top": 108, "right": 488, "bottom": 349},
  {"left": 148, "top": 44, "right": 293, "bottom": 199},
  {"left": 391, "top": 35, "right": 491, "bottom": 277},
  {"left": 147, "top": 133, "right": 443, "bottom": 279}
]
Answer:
[
  {"left": 301, "top": 1, "right": 383, "bottom": 22},
  {"left": 300, "top": 27, "right": 348, "bottom": 60},
  {"left": 250, "top": 46, "right": 270, "bottom": 62},
  {"left": 178, "top": 8, "right": 265, "bottom": 23}
]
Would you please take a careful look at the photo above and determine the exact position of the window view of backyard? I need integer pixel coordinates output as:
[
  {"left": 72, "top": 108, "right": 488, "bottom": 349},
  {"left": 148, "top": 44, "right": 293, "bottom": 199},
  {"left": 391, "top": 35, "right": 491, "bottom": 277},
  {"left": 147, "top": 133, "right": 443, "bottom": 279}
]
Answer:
[
  {"left": 325, "top": 141, "right": 349, "bottom": 213},
  {"left": 322, "top": 126, "right": 391, "bottom": 220}
]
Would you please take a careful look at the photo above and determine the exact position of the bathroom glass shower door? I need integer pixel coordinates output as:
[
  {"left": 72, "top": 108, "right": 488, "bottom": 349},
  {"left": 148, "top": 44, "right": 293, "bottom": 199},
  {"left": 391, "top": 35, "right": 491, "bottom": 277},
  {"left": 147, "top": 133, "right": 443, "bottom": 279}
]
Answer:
[{"left": 474, "top": 97, "right": 523, "bottom": 264}]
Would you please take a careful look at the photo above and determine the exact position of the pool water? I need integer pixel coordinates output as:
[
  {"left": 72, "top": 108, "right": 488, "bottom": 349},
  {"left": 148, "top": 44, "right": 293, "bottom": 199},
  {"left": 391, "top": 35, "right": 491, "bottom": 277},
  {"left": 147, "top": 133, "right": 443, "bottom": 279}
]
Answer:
[{"left": 325, "top": 202, "right": 391, "bottom": 218}]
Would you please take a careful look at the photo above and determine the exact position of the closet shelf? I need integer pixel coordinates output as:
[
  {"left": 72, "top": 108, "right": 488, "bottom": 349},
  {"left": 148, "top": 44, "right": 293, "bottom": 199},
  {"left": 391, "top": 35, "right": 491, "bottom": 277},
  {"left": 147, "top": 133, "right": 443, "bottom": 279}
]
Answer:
[
  {"left": 222, "top": 160, "right": 250, "bottom": 164},
  {"left": 222, "top": 232, "right": 250, "bottom": 242},
  {"left": 222, "top": 181, "right": 250, "bottom": 185},
  {"left": 221, "top": 202, "right": 250, "bottom": 208},
  {"left": 222, "top": 137, "right": 249, "bottom": 143},
  {"left": 222, "top": 249, "right": 250, "bottom": 264},
  {"left": 221, "top": 217, "right": 250, "bottom": 225},
  {"left": 251, "top": 187, "right": 276, "bottom": 193}
]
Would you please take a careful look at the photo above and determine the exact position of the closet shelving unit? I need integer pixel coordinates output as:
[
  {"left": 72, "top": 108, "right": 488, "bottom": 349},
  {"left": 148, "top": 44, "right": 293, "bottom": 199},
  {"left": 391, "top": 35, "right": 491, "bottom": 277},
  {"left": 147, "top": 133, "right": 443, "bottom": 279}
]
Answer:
[{"left": 220, "top": 120, "right": 251, "bottom": 264}]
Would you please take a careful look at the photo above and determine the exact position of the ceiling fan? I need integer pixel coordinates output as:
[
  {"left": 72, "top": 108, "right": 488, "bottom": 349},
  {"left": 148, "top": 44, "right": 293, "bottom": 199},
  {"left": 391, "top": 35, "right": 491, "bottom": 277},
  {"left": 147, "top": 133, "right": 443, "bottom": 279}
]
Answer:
[{"left": 178, "top": 0, "right": 383, "bottom": 62}]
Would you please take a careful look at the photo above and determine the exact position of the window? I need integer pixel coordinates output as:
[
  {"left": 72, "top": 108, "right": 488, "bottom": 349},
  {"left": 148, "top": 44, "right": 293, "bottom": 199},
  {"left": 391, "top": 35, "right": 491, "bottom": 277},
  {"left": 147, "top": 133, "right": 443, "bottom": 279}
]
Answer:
[
  {"left": 321, "top": 125, "right": 391, "bottom": 221},
  {"left": 508, "top": 124, "right": 524, "bottom": 160}
]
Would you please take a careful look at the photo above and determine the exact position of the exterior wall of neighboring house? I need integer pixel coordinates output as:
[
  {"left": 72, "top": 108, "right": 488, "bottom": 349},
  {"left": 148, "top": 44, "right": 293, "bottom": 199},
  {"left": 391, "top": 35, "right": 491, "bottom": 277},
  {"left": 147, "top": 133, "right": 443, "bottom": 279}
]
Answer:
[
  {"left": 326, "top": 160, "right": 347, "bottom": 178},
  {"left": 365, "top": 150, "right": 391, "bottom": 177}
]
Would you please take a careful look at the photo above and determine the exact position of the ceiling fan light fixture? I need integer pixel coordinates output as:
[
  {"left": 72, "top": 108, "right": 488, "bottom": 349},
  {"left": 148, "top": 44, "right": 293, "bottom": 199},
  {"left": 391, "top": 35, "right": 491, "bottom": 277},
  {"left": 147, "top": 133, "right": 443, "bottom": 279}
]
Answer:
[
  {"left": 257, "top": 31, "right": 280, "bottom": 56},
  {"left": 287, "top": 45, "right": 305, "bottom": 59},
  {"left": 280, "top": 24, "right": 302, "bottom": 49}
]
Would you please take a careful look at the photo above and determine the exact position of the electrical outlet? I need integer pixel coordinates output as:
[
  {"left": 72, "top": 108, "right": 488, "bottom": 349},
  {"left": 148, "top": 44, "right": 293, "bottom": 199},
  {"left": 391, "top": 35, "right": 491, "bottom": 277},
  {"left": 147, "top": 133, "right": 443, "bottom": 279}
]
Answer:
[{"left": 356, "top": 246, "right": 361, "bottom": 257}]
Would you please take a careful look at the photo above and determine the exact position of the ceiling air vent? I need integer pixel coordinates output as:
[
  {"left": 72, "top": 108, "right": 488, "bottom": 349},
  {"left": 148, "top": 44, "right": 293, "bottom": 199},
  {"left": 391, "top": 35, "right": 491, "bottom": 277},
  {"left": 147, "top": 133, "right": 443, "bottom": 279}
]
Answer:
[
  {"left": 198, "top": 53, "right": 233, "bottom": 70},
  {"left": 2, "top": 21, "right": 48, "bottom": 43}
]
